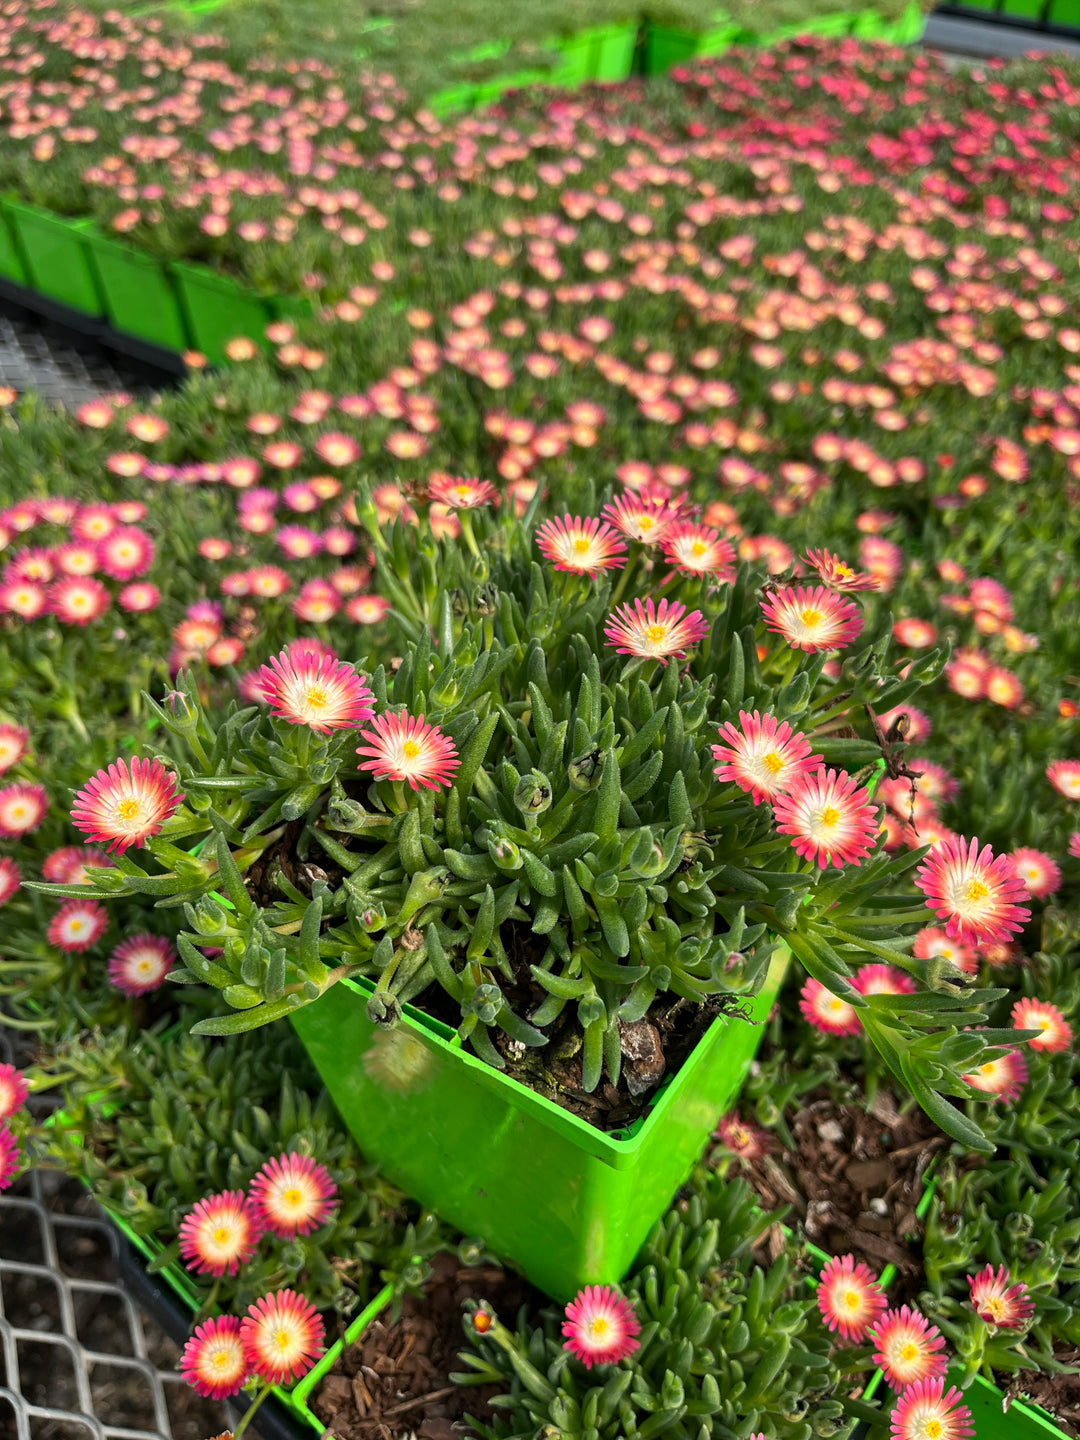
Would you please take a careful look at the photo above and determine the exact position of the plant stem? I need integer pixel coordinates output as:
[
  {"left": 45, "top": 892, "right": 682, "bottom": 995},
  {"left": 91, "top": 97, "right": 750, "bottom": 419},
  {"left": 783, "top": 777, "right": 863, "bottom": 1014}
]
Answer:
[{"left": 232, "top": 1382, "right": 273, "bottom": 1440}]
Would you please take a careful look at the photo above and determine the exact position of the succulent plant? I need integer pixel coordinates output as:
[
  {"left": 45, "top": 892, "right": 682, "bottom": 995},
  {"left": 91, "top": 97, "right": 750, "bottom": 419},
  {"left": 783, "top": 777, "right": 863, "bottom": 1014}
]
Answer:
[
  {"left": 27, "top": 482, "right": 1029, "bottom": 1149},
  {"left": 16, "top": 1016, "right": 460, "bottom": 1316},
  {"left": 453, "top": 1168, "right": 863, "bottom": 1440}
]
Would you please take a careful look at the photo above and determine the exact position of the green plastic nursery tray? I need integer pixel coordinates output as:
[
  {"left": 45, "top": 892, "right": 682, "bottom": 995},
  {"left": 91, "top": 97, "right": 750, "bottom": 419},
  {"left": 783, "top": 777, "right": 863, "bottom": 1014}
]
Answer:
[
  {"left": 83, "top": 231, "right": 189, "bottom": 353},
  {"left": 1, "top": 199, "right": 106, "bottom": 317},
  {"left": 291, "top": 945, "right": 790, "bottom": 1306},
  {"left": 170, "top": 260, "right": 275, "bottom": 365},
  {"left": 863, "top": 1357, "right": 1070, "bottom": 1439}
]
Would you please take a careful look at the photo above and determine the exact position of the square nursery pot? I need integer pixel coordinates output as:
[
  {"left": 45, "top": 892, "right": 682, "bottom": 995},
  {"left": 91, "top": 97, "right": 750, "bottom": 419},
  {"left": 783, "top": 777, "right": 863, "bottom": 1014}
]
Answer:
[
  {"left": 591, "top": 22, "right": 640, "bottom": 81},
  {"left": 0, "top": 204, "right": 27, "bottom": 285},
  {"left": 2, "top": 200, "right": 105, "bottom": 317},
  {"left": 426, "top": 84, "right": 479, "bottom": 119},
  {"left": 169, "top": 259, "right": 273, "bottom": 365},
  {"left": 82, "top": 232, "right": 189, "bottom": 352},
  {"left": 290, "top": 946, "right": 790, "bottom": 1305}
]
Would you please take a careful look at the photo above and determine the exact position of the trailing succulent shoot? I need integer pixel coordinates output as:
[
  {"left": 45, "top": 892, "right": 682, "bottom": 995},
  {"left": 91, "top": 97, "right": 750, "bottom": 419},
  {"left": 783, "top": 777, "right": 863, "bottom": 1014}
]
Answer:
[
  {"left": 17, "top": 1019, "right": 455, "bottom": 1315},
  {"left": 454, "top": 1170, "right": 861, "bottom": 1440},
  {"left": 26, "top": 480, "right": 1032, "bottom": 1149}
]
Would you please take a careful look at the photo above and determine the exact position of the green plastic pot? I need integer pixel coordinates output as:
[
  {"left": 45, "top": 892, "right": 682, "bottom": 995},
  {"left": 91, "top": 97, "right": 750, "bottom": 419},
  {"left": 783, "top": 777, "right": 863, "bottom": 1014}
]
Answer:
[
  {"left": 427, "top": 83, "right": 478, "bottom": 119},
  {"left": 643, "top": 23, "right": 702, "bottom": 74},
  {"left": 1047, "top": 0, "right": 1080, "bottom": 21},
  {"left": 0, "top": 205, "right": 27, "bottom": 285},
  {"left": 82, "top": 232, "right": 188, "bottom": 352},
  {"left": 548, "top": 29, "right": 596, "bottom": 87},
  {"left": 2, "top": 201, "right": 104, "bottom": 317},
  {"left": 291, "top": 946, "right": 790, "bottom": 1305},
  {"left": 592, "top": 22, "right": 640, "bottom": 81},
  {"left": 169, "top": 260, "right": 272, "bottom": 365}
]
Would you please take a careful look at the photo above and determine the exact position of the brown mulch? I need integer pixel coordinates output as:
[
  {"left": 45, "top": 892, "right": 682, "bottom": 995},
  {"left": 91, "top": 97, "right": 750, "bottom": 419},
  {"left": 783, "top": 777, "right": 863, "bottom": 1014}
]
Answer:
[
  {"left": 740, "top": 1084, "right": 947, "bottom": 1299},
  {"left": 1002, "top": 1349, "right": 1080, "bottom": 1438},
  {"left": 311, "top": 1251, "right": 549, "bottom": 1440}
]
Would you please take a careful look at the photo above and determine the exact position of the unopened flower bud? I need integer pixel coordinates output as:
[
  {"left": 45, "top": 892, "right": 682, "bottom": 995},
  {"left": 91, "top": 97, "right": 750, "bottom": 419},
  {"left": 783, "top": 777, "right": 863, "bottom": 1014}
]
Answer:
[
  {"left": 366, "top": 990, "right": 402, "bottom": 1029},
  {"left": 458, "top": 1237, "right": 486, "bottom": 1266},
  {"left": 472, "top": 1309, "right": 494, "bottom": 1333},
  {"left": 514, "top": 771, "right": 552, "bottom": 815},
  {"left": 568, "top": 747, "right": 603, "bottom": 790},
  {"left": 474, "top": 580, "right": 498, "bottom": 614},
  {"left": 926, "top": 957, "right": 974, "bottom": 994},
  {"left": 1006, "top": 1210, "right": 1035, "bottom": 1240},
  {"left": 489, "top": 835, "right": 523, "bottom": 870}
]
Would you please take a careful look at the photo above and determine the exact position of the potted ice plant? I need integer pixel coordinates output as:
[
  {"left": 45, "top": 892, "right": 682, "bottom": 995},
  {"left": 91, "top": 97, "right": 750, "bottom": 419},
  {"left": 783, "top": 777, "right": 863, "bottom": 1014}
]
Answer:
[{"left": 27, "top": 477, "right": 1032, "bottom": 1302}]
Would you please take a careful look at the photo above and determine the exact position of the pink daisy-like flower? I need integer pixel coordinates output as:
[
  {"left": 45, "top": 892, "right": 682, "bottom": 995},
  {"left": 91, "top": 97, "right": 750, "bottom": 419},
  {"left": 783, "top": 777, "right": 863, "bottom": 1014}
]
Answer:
[
  {"left": 773, "top": 768, "right": 879, "bottom": 869},
  {"left": 712, "top": 1112, "right": 772, "bottom": 1162},
  {"left": 427, "top": 475, "right": 498, "bottom": 510},
  {"left": 42, "top": 846, "right": 109, "bottom": 885},
  {"left": 70, "top": 756, "right": 184, "bottom": 855},
  {"left": 817, "top": 1254, "right": 888, "bottom": 1343},
  {"left": 535, "top": 515, "right": 627, "bottom": 574},
  {"left": 107, "top": 934, "right": 176, "bottom": 996},
  {"left": 968, "top": 1264, "right": 1035, "bottom": 1329},
  {"left": 0, "top": 781, "right": 48, "bottom": 838},
  {"left": 1047, "top": 760, "right": 1080, "bottom": 800},
  {"left": 962, "top": 1047, "right": 1028, "bottom": 1103},
  {"left": 601, "top": 493, "right": 676, "bottom": 546},
  {"left": 119, "top": 582, "right": 161, "bottom": 613},
  {"left": 1011, "top": 997, "right": 1073, "bottom": 1053},
  {"left": 97, "top": 526, "right": 155, "bottom": 581},
  {"left": 803, "top": 548, "right": 881, "bottom": 592},
  {"left": 0, "top": 723, "right": 29, "bottom": 773},
  {"left": 660, "top": 523, "right": 737, "bottom": 582},
  {"left": 47, "top": 899, "right": 108, "bottom": 953},
  {"left": 912, "top": 926, "right": 978, "bottom": 976},
  {"left": 0, "top": 1124, "right": 20, "bottom": 1192},
  {"left": 179, "top": 1190, "right": 264, "bottom": 1277},
  {"left": 1070, "top": 833, "right": 1080, "bottom": 859},
  {"left": 0, "top": 1064, "right": 29, "bottom": 1120},
  {"left": 248, "top": 1153, "right": 338, "bottom": 1238},
  {"left": 799, "top": 976, "right": 861, "bottom": 1037},
  {"left": 356, "top": 712, "right": 460, "bottom": 793},
  {"left": 1009, "top": 847, "right": 1062, "bottom": 899},
  {"left": 0, "top": 856, "right": 20, "bottom": 906},
  {"left": 914, "top": 835, "right": 1031, "bottom": 945},
  {"left": 0, "top": 580, "right": 48, "bottom": 620},
  {"left": 890, "top": 1378, "right": 973, "bottom": 1440},
  {"left": 240, "top": 1289, "right": 325, "bottom": 1385},
  {"left": 180, "top": 1315, "right": 249, "bottom": 1400},
  {"left": 346, "top": 594, "right": 391, "bottom": 625},
  {"left": 256, "top": 647, "right": 375, "bottom": 734},
  {"left": 870, "top": 1306, "right": 948, "bottom": 1391},
  {"left": 314, "top": 432, "right": 361, "bottom": 468},
  {"left": 854, "top": 963, "right": 916, "bottom": 997},
  {"left": 905, "top": 760, "right": 959, "bottom": 807},
  {"left": 711, "top": 710, "right": 822, "bottom": 806},
  {"left": 603, "top": 597, "right": 710, "bottom": 666},
  {"left": 878, "top": 705, "right": 932, "bottom": 745},
  {"left": 48, "top": 576, "right": 111, "bottom": 626},
  {"left": 562, "top": 1285, "right": 642, "bottom": 1370},
  {"left": 760, "top": 585, "right": 864, "bottom": 652}
]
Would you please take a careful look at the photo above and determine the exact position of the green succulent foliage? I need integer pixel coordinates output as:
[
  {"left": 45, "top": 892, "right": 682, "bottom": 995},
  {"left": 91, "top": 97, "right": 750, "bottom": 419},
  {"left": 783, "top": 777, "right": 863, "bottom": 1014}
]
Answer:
[
  {"left": 17, "top": 1015, "right": 458, "bottom": 1316},
  {"left": 916, "top": 909, "right": 1080, "bottom": 1381},
  {"left": 25, "top": 485, "right": 1029, "bottom": 1150},
  {"left": 453, "top": 1168, "right": 864, "bottom": 1440}
]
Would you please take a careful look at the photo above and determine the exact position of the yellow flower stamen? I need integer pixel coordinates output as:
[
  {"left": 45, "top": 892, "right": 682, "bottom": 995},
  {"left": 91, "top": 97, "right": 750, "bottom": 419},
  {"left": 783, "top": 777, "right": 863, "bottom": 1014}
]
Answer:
[{"left": 801, "top": 609, "right": 821, "bottom": 626}]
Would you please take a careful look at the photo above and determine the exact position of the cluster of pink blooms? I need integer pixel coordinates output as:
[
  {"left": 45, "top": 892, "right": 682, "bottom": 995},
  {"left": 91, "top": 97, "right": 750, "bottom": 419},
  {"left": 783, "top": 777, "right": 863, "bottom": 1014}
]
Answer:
[
  {"left": 816, "top": 1252, "right": 1037, "bottom": 1438},
  {"left": 178, "top": 1151, "right": 337, "bottom": 1281},
  {"left": 0, "top": 491, "right": 157, "bottom": 625},
  {"left": 181, "top": 1289, "right": 325, "bottom": 1399},
  {"left": 0, "top": 1063, "right": 30, "bottom": 1193}
]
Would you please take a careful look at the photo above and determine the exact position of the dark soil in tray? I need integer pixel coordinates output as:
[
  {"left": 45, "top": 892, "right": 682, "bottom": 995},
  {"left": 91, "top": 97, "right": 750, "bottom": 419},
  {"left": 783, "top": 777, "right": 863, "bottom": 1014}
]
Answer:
[
  {"left": 1002, "top": 1349, "right": 1080, "bottom": 1438},
  {"left": 312, "top": 1251, "right": 549, "bottom": 1440},
  {"left": 418, "top": 920, "right": 760, "bottom": 1134},
  {"left": 738, "top": 1084, "right": 948, "bottom": 1299}
]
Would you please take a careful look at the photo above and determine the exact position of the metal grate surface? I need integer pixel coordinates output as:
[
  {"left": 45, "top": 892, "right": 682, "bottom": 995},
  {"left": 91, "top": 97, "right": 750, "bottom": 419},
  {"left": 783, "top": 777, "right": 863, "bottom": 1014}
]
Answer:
[
  {"left": 0, "top": 298, "right": 174, "bottom": 409},
  {"left": 0, "top": 1031, "right": 233, "bottom": 1440}
]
